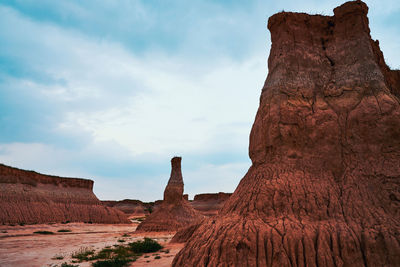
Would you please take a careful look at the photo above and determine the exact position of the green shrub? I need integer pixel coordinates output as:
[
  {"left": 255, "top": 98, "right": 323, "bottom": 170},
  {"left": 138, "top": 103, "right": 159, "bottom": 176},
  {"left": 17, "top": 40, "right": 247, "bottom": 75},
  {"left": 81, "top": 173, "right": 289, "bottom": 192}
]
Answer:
[
  {"left": 33, "top": 231, "right": 54, "bottom": 235},
  {"left": 128, "top": 238, "right": 162, "bottom": 253},
  {"left": 58, "top": 229, "right": 72, "bottom": 233},
  {"left": 117, "top": 239, "right": 125, "bottom": 243},
  {"left": 155, "top": 255, "right": 161, "bottom": 259}
]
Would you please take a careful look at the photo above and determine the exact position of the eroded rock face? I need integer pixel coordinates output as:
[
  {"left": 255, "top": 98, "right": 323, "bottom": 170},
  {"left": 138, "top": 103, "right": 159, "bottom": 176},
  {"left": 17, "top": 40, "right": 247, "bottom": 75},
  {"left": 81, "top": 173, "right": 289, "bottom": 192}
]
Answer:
[
  {"left": 172, "top": 1, "right": 400, "bottom": 266},
  {"left": 0, "top": 164, "right": 129, "bottom": 224},
  {"left": 136, "top": 157, "right": 203, "bottom": 232}
]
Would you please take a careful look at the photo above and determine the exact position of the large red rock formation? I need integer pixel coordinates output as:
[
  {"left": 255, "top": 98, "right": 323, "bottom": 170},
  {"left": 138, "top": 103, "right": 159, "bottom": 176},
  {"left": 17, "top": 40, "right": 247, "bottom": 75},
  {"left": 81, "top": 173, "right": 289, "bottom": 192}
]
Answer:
[
  {"left": 0, "top": 164, "right": 129, "bottom": 224},
  {"left": 136, "top": 157, "right": 203, "bottom": 232},
  {"left": 172, "top": 1, "right": 400, "bottom": 266},
  {"left": 191, "top": 192, "right": 232, "bottom": 216}
]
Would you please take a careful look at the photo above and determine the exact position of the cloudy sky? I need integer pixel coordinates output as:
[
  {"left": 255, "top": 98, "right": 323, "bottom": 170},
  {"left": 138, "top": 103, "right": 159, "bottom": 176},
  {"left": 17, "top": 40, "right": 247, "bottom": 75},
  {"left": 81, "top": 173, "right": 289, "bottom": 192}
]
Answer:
[{"left": 1, "top": 0, "right": 399, "bottom": 201}]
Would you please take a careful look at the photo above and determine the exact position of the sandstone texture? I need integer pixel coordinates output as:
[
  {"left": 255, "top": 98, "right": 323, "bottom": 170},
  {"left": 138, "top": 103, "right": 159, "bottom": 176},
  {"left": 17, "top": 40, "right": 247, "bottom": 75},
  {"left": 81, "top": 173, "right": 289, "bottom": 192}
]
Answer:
[
  {"left": 172, "top": 1, "right": 400, "bottom": 266},
  {"left": 136, "top": 157, "right": 203, "bottom": 232},
  {"left": 0, "top": 164, "right": 129, "bottom": 224},
  {"left": 190, "top": 192, "right": 232, "bottom": 216}
]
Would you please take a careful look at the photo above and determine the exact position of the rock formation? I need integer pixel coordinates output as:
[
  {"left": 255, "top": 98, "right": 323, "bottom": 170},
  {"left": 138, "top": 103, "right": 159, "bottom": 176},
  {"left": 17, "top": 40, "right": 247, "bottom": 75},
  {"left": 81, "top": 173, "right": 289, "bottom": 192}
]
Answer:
[
  {"left": 190, "top": 192, "right": 232, "bottom": 216},
  {"left": 172, "top": 1, "right": 400, "bottom": 266},
  {"left": 0, "top": 164, "right": 129, "bottom": 224},
  {"left": 101, "top": 199, "right": 154, "bottom": 217},
  {"left": 136, "top": 157, "right": 203, "bottom": 232}
]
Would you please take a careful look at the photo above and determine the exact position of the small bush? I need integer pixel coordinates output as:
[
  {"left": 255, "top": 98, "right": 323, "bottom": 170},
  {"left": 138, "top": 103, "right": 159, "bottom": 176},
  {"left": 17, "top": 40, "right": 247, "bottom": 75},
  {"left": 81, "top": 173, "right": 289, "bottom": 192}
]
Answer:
[
  {"left": 58, "top": 229, "right": 72, "bottom": 233},
  {"left": 52, "top": 254, "right": 64, "bottom": 260},
  {"left": 72, "top": 247, "right": 95, "bottom": 261},
  {"left": 34, "top": 231, "right": 54, "bottom": 235},
  {"left": 122, "top": 233, "right": 130, "bottom": 237},
  {"left": 92, "top": 258, "right": 132, "bottom": 267},
  {"left": 61, "top": 221, "right": 70, "bottom": 224},
  {"left": 117, "top": 239, "right": 125, "bottom": 243},
  {"left": 128, "top": 238, "right": 162, "bottom": 253},
  {"left": 155, "top": 255, "right": 161, "bottom": 259}
]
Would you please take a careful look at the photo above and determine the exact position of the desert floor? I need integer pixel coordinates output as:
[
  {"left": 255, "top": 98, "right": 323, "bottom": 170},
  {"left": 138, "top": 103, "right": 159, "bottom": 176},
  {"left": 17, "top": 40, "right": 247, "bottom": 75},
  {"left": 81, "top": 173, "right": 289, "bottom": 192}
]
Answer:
[{"left": 0, "top": 220, "right": 183, "bottom": 267}]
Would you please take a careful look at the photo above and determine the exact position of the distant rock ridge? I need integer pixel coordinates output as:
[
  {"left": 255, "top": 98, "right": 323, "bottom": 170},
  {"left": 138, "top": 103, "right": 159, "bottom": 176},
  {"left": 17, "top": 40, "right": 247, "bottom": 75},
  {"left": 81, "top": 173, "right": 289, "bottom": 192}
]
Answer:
[
  {"left": 0, "top": 164, "right": 129, "bottom": 224},
  {"left": 191, "top": 192, "right": 232, "bottom": 216},
  {"left": 173, "top": 1, "right": 400, "bottom": 266},
  {"left": 136, "top": 157, "right": 203, "bottom": 232},
  {"left": 101, "top": 199, "right": 154, "bottom": 216}
]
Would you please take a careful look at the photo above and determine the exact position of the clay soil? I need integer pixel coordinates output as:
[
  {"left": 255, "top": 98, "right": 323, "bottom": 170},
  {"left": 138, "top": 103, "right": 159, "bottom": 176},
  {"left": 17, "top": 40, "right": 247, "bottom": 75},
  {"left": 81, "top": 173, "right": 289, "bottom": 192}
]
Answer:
[{"left": 0, "top": 221, "right": 183, "bottom": 267}]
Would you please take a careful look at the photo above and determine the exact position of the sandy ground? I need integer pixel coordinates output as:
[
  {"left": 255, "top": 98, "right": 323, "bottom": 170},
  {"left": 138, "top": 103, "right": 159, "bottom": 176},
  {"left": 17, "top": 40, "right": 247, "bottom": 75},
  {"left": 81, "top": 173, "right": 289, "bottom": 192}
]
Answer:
[{"left": 0, "top": 222, "right": 183, "bottom": 267}]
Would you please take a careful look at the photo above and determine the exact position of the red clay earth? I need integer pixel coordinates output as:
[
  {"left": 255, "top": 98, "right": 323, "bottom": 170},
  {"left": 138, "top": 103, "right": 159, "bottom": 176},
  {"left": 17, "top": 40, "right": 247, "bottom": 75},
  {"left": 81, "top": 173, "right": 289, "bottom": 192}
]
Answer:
[
  {"left": 136, "top": 157, "right": 204, "bottom": 232},
  {"left": 172, "top": 1, "right": 400, "bottom": 266},
  {"left": 0, "top": 164, "right": 129, "bottom": 224}
]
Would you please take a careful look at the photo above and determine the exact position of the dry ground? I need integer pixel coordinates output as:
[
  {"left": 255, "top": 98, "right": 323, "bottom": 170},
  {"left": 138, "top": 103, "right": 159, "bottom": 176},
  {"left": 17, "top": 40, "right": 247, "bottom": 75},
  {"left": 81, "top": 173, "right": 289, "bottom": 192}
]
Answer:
[{"left": 0, "top": 221, "right": 183, "bottom": 267}]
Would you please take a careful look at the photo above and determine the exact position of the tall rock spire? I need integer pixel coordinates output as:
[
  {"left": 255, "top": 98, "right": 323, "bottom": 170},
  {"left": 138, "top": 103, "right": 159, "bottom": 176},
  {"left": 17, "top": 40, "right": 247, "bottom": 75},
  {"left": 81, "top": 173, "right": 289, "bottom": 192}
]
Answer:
[
  {"left": 136, "top": 157, "right": 203, "bottom": 232},
  {"left": 163, "top": 157, "right": 184, "bottom": 203}
]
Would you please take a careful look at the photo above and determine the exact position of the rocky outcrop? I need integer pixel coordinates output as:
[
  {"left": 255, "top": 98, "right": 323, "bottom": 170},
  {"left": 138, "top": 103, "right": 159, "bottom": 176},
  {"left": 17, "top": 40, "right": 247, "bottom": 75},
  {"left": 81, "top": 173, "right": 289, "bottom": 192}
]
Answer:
[
  {"left": 191, "top": 192, "right": 232, "bottom": 216},
  {"left": 172, "top": 1, "right": 400, "bottom": 266},
  {"left": 136, "top": 157, "right": 203, "bottom": 232},
  {"left": 0, "top": 164, "right": 129, "bottom": 224}
]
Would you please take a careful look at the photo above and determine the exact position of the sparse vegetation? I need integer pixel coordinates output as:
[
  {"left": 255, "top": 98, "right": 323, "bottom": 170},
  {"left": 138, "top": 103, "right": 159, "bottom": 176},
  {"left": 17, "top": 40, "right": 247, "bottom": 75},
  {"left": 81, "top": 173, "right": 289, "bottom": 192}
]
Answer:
[
  {"left": 121, "top": 233, "right": 130, "bottom": 237},
  {"left": 67, "top": 238, "right": 162, "bottom": 266},
  {"left": 117, "top": 239, "right": 125, "bottom": 243},
  {"left": 34, "top": 230, "right": 54, "bottom": 235},
  {"left": 155, "top": 255, "right": 161, "bottom": 259},
  {"left": 58, "top": 229, "right": 72, "bottom": 233},
  {"left": 72, "top": 247, "right": 95, "bottom": 261}
]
